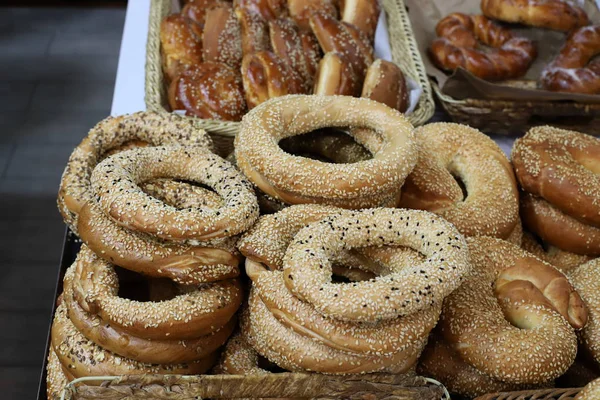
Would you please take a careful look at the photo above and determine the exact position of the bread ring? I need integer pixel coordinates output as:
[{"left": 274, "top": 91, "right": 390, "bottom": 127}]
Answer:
[
  {"left": 91, "top": 146, "right": 259, "bottom": 241},
  {"left": 362, "top": 59, "right": 409, "bottom": 113},
  {"left": 521, "top": 231, "right": 591, "bottom": 273},
  {"left": 439, "top": 237, "right": 582, "bottom": 385},
  {"left": 234, "top": 95, "right": 416, "bottom": 208},
  {"left": 242, "top": 288, "right": 426, "bottom": 374},
  {"left": 282, "top": 208, "right": 470, "bottom": 322},
  {"left": 541, "top": 26, "right": 600, "bottom": 94},
  {"left": 339, "top": 0, "right": 379, "bottom": 41},
  {"left": 57, "top": 112, "right": 212, "bottom": 234},
  {"left": 313, "top": 52, "right": 360, "bottom": 96},
  {"left": 309, "top": 11, "right": 374, "bottom": 80},
  {"left": 51, "top": 301, "right": 217, "bottom": 378},
  {"left": 570, "top": 259, "right": 600, "bottom": 365},
  {"left": 215, "top": 332, "right": 269, "bottom": 375},
  {"left": 576, "top": 377, "right": 600, "bottom": 400},
  {"left": 288, "top": 0, "right": 337, "bottom": 31},
  {"left": 202, "top": 3, "right": 243, "bottom": 68},
  {"left": 269, "top": 18, "right": 321, "bottom": 91},
  {"left": 521, "top": 193, "right": 600, "bottom": 257},
  {"left": 63, "top": 267, "right": 235, "bottom": 364},
  {"left": 249, "top": 260, "right": 441, "bottom": 355},
  {"left": 160, "top": 14, "right": 203, "bottom": 82},
  {"left": 47, "top": 348, "right": 70, "bottom": 400},
  {"left": 168, "top": 62, "right": 246, "bottom": 121},
  {"left": 481, "top": 0, "right": 589, "bottom": 32},
  {"left": 512, "top": 126, "right": 600, "bottom": 228},
  {"left": 430, "top": 13, "right": 536, "bottom": 81},
  {"left": 241, "top": 51, "right": 305, "bottom": 110},
  {"left": 71, "top": 246, "right": 242, "bottom": 341},
  {"left": 399, "top": 123, "right": 519, "bottom": 240}
]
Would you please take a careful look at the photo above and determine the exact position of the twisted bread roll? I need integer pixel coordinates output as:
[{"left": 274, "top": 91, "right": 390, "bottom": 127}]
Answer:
[
  {"left": 288, "top": 0, "right": 337, "bottom": 30},
  {"left": 182, "top": 0, "right": 228, "bottom": 32},
  {"left": 430, "top": 13, "right": 536, "bottom": 80},
  {"left": 313, "top": 52, "right": 360, "bottom": 96},
  {"left": 241, "top": 51, "right": 305, "bottom": 109},
  {"left": 541, "top": 26, "right": 600, "bottom": 94},
  {"left": 160, "top": 14, "right": 203, "bottom": 82},
  {"left": 168, "top": 62, "right": 246, "bottom": 121},
  {"left": 235, "top": 0, "right": 288, "bottom": 21},
  {"left": 202, "top": 3, "right": 243, "bottom": 68},
  {"left": 362, "top": 59, "right": 409, "bottom": 113},
  {"left": 236, "top": 6, "right": 271, "bottom": 55},
  {"left": 481, "top": 0, "right": 589, "bottom": 32}
]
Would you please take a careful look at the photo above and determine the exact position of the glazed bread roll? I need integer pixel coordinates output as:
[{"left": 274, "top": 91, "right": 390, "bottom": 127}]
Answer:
[
  {"left": 362, "top": 59, "right": 409, "bottom": 113},
  {"left": 339, "top": 0, "right": 379, "bottom": 41},
  {"left": 202, "top": 3, "right": 243, "bottom": 68},
  {"left": 313, "top": 52, "right": 360, "bottom": 96},
  {"left": 160, "top": 14, "right": 203, "bottom": 82}
]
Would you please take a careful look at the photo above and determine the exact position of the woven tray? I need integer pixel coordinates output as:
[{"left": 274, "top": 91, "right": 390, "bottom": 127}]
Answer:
[
  {"left": 145, "top": 0, "right": 435, "bottom": 155},
  {"left": 59, "top": 373, "right": 446, "bottom": 399},
  {"left": 434, "top": 83, "right": 600, "bottom": 136},
  {"left": 474, "top": 387, "right": 583, "bottom": 400}
]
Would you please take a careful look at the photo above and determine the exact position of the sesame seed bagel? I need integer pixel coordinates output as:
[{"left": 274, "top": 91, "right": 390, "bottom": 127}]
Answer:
[
  {"left": 71, "top": 246, "right": 242, "bottom": 340},
  {"left": 576, "top": 377, "right": 600, "bottom": 400},
  {"left": 282, "top": 208, "right": 470, "bottom": 322},
  {"left": 63, "top": 267, "right": 235, "bottom": 364},
  {"left": 47, "top": 348, "right": 70, "bottom": 400},
  {"left": 58, "top": 112, "right": 213, "bottom": 234},
  {"left": 51, "top": 301, "right": 217, "bottom": 378},
  {"left": 570, "top": 259, "right": 600, "bottom": 365},
  {"left": 439, "top": 237, "right": 583, "bottom": 385},
  {"left": 521, "top": 231, "right": 592, "bottom": 273},
  {"left": 398, "top": 122, "right": 519, "bottom": 240},
  {"left": 242, "top": 288, "right": 427, "bottom": 374},
  {"left": 78, "top": 200, "right": 241, "bottom": 285},
  {"left": 248, "top": 259, "right": 441, "bottom": 355},
  {"left": 512, "top": 126, "right": 600, "bottom": 228},
  {"left": 234, "top": 95, "right": 417, "bottom": 208},
  {"left": 214, "top": 332, "right": 268, "bottom": 375},
  {"left": 521, "top": 193, "right": 600, "bottom": 257},
  {"left": 91, "top": 146, "right": 259, "bottom": 240}
]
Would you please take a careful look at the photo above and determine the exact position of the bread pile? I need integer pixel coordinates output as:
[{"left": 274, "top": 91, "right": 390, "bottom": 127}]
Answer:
[
  {"left": 160, "top": 0, "right": 411, "bottom": 121},
  {"left": 48, "top": 96, "right": 600, "bottom": 399},
  {"left": 430, "top": 0, "right": 600, "bottom": 94}
]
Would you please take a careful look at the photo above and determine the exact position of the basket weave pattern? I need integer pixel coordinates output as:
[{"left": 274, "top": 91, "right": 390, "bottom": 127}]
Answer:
[
  {"left": 474, "top": 387, "right": 582, "bottom": 400},
  {"left": 145, "top": 0, "right": 435, "bottom": 154}
]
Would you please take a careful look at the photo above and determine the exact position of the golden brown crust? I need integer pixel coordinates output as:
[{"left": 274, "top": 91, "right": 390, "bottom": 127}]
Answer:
[
  {"left": 521, "top": 194, "right": 600, "bottom": 257},
  {"left": 362, "top": 59, "right": 408, "bottom": 112},
  {"left": 235, "top": 0, "right": 288, "bottom": 21},
  {"left": 91, "top": 146, "right": 259, "bottom": 241},
  {"left": 160, "top": 14, "right": 203, "bottom": 82},
  {"left": 202, "top": 3, "right": 243, "bottom": 68},
  {"left": 47, "top": 348, "right": 70, "bottom": 400},
  {"left": 570, "top": 259, "right": 600, "bottom": 366},
  {"left": 214, "top": 332, "right": 269, "bottom": 375},
  {"left": 313, "top": 52, "right": 360, "bottom": 96},
  {"left": 241, "top": 51, "right": 305, "bottom": 109},
  {"left": 339, "top": 0, "right": 379, "bottom": 41},
  {"left": 168, "top": 62, "right": 246, "bottom": 121},
  {"left": 439, "top": 237, "right": 579, "bottom": 385},
  {"left": 512, "top": 126, "right": 600, "bottom": 228},
  {"left": 521, "top": 231, "right": 592, "bottom": 273},
  {"left": 71, "top": 246, "right": 243, "bottom": 341},
  {"left": 181, "top": 0, "right": 228, "bottom": 32},
  {"left": 234, "top": 95, "right": 416, "bottom": 208},
  {"left": 399, "top": 123, "right": 519, "bottom": 240},
  {"left": 541, "top": 26, "right": 600, "bottom": 94},
  {"left": 288, "top": 0, "right": 337, "bottom": 30},
  {"left": 57, "top": 112, "right": 213, "bottom": 234},
  {"left": 309, "top": 12, "right": 373, "bottom": 81},
  {"left": 481, "top": 0, "right": 589, "bottom": 32},
  {"left": 430, "top": 13, "right": 536, "bottom": 81}
]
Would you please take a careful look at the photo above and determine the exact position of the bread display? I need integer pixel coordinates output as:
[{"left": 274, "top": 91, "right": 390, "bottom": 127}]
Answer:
[{"left": 49, "top": 95, "right": 600, "bottom": 398}]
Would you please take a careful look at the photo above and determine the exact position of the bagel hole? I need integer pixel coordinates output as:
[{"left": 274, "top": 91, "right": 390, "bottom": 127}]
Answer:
[
  {"left": 450, "top": 172, "right": 468, "bottom": 201},
  {"left": 141, "top": 179, "right": 223, "bottom": 210},
  {"left": 257, "top": 355, "right": 288, "bottom": 373},
  {"left": 115, "top": 267, "right": 180, "bottom": 302},
  {"left": 278, "top": 128, "right": 371, "bottom": 164}
]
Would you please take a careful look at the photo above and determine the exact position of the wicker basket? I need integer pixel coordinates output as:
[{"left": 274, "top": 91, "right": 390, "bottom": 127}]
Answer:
[
  {"left": 145, "top": 0, "right": 436, "bottom": 155},
  {"left": 60, "top": 373, "right": 446, "bottom": 399},
  {"left": 434, "top": 84, "right": 600, "bottom": 136},
  {"left": 474, "top": 387, "right": 583, "bottom": 400}
]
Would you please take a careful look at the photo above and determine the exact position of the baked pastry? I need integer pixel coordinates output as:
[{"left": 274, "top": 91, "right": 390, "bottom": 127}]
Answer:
[
  {"left": 235, "top": 0, "right": 288, "bottom": 21},
  {"left": 430, "top": 13, "right": 537, "bottom": 80},
  {"left": 160, "top": 14, "right": 203, "bottom": 82},
  {"left": 181, "top": 0, "right": 228, "bottom": 32},
  {"left": 313, "top": 52, "right": 360, "bottom": 96},
  {"left": 362, "top": 59, "right": 409, "bottom": 112},
  {"left": 288, "top": 0, "right": 337, "bottom": 30},
  {"left": 236, "top": 6, "right": 271, "bottom": 55},
  {"left": 540, "top": 25, "right": 600, "bottom": 94},
  {"left": 168, "top": 62, "right": 246, "bottom": 121},
  {"left": 202, "top": 3, "right": 243, "bottom": 68},
  {"left": 339, "top": 0, "right": 379, "bottom": 41}
]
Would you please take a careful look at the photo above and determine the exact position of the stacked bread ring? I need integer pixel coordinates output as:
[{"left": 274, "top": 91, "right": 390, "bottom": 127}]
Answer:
[
  {"left": 419, "top": 236, "right": 588, "bottom": 397},
  {"left": 49, "top": 112, "right": 260, "bottom": 396},
  {"left": 512, "top": 126, "right": 600, "bottom": 271},
  {"left": 161, "top": 0, "right": 413, "bottom": 121},
  {"left": 221, "top": 204, "right": 470, "bottom": 375}
]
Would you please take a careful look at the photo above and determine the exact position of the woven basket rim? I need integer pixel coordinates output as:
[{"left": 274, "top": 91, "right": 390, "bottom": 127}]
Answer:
[{"left": 144, "top": 0, "right": 436, "bottom": 138}]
